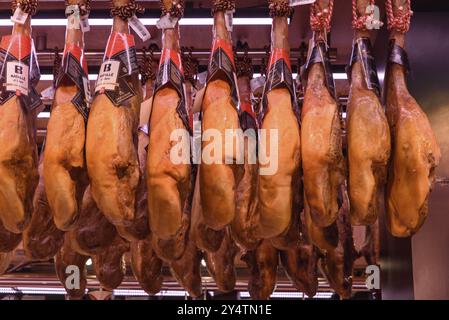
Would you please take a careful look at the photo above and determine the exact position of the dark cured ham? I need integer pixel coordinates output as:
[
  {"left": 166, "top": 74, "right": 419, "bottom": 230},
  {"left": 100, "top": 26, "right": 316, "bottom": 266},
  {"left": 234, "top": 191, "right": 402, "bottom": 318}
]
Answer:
[
  {"left": 241, "top": 240, "right": 278, "bottom": 300},
  {"left": 23, "top": 153, "right": 64, "bottom": 260},
  {"left": 147, "top": 0, "right": 191, "bottom": 261},
  {"left": 0, "top": 1, "right": 40, "bottom": 233},
  {"left": 44, "top": 0, "right": 89, "bottom": 231}
]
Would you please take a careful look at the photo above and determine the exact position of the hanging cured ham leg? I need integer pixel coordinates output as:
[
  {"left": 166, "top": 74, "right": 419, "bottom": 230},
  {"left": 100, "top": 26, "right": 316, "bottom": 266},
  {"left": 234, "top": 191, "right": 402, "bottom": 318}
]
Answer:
[
  {"left": 301, "top": 0, "right": 345, "bottom": 228},
  {"left": 131, "top": 236, "right": 163, "bottom": 295},
  {"left": 86, "top": 0, "right": 142, "bottom": 227},
  {"left": 44, "top": 0, "right": 90, "bottom": 231},
  {"left": 280, "top": 213, "right": 319, "bottom": 297},
  {"left": 200, "top": 0, "right": 243, "bottom": 231},
  {"left": 241, "top": 240, "right": 278, "bottom": 300},
  {"left": 306, "top": 186, "right": 357, "bottom": 299},
  {"left": 147, "top": 0, "right": 191, "bottom": 261},
  {"left": 68, "top": 186, "right": 117, "bottom": 256},
  {"left": 231, "top": 52, "right": 260, "bottom": 251},
  {"left": 257, "top": 0, "right": 301, "bottom": 238},
  {"left": 347, "top": 0, "right": 390, "bottom": 226},
  {"left": 204, "top": 229, "right": 238, "bottom": 293},
  {"left": 116, "top": 49, "right": 156, "bottom": 241},
  {"left": 23, "top": 153, "right": 64, "bottom": 260},
  {"left": 169, "top": 54, "right": 203, "bottom": 298},
  {"left": 385, "top": 0, "right": 441, "bottom": 237},
  {"left": 0, "top": 1, "right": 40, "bottom": 233},
  {"left": 92, "top": 235, "right": 129, "bottom": 291}
]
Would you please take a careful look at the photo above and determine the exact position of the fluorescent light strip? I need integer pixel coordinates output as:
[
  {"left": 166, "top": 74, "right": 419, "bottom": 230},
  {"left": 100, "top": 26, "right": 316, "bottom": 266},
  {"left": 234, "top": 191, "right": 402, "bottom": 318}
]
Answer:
[
  {"left": 0, "top": 18, "right": 274, "bottom": 27},
  {"left": 240, "top": 291, "right": 334, "bottom": 299}
]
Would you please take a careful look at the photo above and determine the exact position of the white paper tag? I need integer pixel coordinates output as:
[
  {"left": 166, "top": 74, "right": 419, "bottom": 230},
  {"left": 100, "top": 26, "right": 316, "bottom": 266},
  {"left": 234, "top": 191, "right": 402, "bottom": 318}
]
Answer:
[
  {"left": 6, "top": 61, "right": 29, "bottom": 95},
  {"left": 66, "top": 5, "right": 81, "bottom": 30},
  {"left": 95, "top": 60, "right": 120, "bottom": 92},
  {"left": 11, "top": 7, "right": 28, "bottom": 25},
  {"left": 129, "top": 15, "right": 151, "bottom": 42},
  {"left": 225, "top": 10, "right": 234, "bottom": 32},
  {"left": 156, "top": 14, "right": 178, "bottom": 30},
  {"left": 289, "top": 0, "right": 316, "bottom": 6},
  {"left": 80, "top": 15, "right": 90, "bottom": 32}
]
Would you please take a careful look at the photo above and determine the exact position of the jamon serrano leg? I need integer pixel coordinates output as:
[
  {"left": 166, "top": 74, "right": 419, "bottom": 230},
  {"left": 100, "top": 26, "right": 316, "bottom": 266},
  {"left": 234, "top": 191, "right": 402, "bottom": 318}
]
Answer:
[
  {"left": 147, "top": 0, "right": 191, "bottom": 260},
  {"left": 279, "top": 213, "right": 319, "bottom": 297},
  {"left": 131, "top": 236, "right": 163, "bottom": 295},
  {"left": 0, "top": 251, "right": 12, "bottom": 275},
  {"left": 200, "top": 0, "right": 243, "bottom": 231},
  {"left": 44, "top": 0, "right": 89, "bottom": 231},
  {"left": 204, "top": 229, "right": 238, "bottom": 293},
  {"left": 0, "top": 2, "right": 39, "bottom": 233},
  {"left": 257, "top": 0, "right": 301, "bottom": 238},
  {"left": 241, "top": 240, "right": 278, "bottom": 300},
  {"left": 23, "top": 153, "right": 64, "bottom": 260},
  {"left": 385, "top": 0, "right": 441, "bottom": 237},
  {"left": 86, "top": 0, "right": 142, "bottom": 227},
  {"left": 68, "top": 186, "right": 117, "bottom": 256},
  {"left": 347, "top": 0, "right": 390, "bottom": 226},
  {"left": 306, "top": 186, "right": 357, "bottom": 299},
  {"left": 231, "top": 54, "right": 260, "bottom": 251},
  {"left": 92, "top": 235, "right": 129, "bottom": 291},
  {"left": 301, "top": 0, "right": 344, "bottom": 228}
]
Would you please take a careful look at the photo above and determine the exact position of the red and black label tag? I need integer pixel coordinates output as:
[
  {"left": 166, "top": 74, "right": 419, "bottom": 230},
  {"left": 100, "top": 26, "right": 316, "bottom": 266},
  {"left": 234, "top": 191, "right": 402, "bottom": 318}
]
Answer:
[
  {"left": 260, "top": 48, "right": 300, "bottom": 125},
  {"left": 239, "top": 101, "right": 257, "bottom": 131},
  {"left": 152, "top": 48, "right": 190, "bottom": 134},
  {"left": 206, "top": 38, "right": 239, "bottom": 112},
  {"left": 347, "top": 38, "right": 381, "bottom": 99},
  {"left": 302, "top": 40, "right": 336, "bottom": 100},
  {"left": 56, "top": 43, "right": 90, "bottom": 120},
  {"left": 95, "top": 32, "right": 139, "bottom": 106},
  {"left": 0, "top": 34, "right": 42, "bottom": 111}
]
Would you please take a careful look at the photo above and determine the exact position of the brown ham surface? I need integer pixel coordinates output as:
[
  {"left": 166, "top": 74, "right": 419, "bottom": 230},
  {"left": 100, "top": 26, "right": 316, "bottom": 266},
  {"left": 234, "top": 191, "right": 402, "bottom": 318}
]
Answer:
[
  {"left": 147, "top": 0, "right": 191, "bottom": 261},
  {"left": 44, "top": 0, "right": 89, "bottom": 231},
  {"left": 258, "top": 1, "right": 301, "bottom": 238},
  {"left": 68, "top": 186, "right": 117, "bottom": 256},
  {"left": 191, "top": 168, "right": 224, "bottom": 253},
  {"left": 0, "top": 10, "right": 39, "bottom": 234},
  {"left": 302, "top": 1, "right": 344, "bottom": 228},
  {"left": 279, "top": 212, "right": 319, "bottom": 298},
  {"left": 92, "top": 235, "right": 129, "bottom": 291},
  {"left": 306, "top": 186, "right": 357, "bottom": 299},
  {"left": 23, "top": 154, "right": 64, "bottom": 260},
  {"left": 0, "top": 220, "right": 21, "bottom": 253},
  {"left": 0, "top": 251, "right": 12, "bottom": 275},
  {"left": 230, "top": 57, "right": 260, "bottom": 251},
  {"left": 130, "top": 236, "right": 163, "bottom": 295},
  {"left": 55, "top": 233, "right": 89, "bottom": 300},
  {"left": 241, "top": 240, "right": 278, "bottom": 300},
  {"left": 200, "top": 2, "right": 243, "bottom": 231},
  {"left": 86, "top": 0, "right": 142, "bottom": 227},
  {"left": 347, "top": 0, "right": 390, "bottom": 226},
  {"left": 385, "top": 0, "right": 441, "bottom": 237},
  {"left": 169, "top": 238, "right": 203, "bottom": 298},
  {"left": 204, "top": 229, "right": 238, "bottom": 293}
]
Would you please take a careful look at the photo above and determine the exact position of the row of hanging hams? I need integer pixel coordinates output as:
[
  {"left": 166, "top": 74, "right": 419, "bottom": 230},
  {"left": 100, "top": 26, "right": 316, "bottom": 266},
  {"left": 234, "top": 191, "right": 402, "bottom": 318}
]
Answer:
[{"left": 0, "top": 0, "right": 441, "bottom": 300}]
